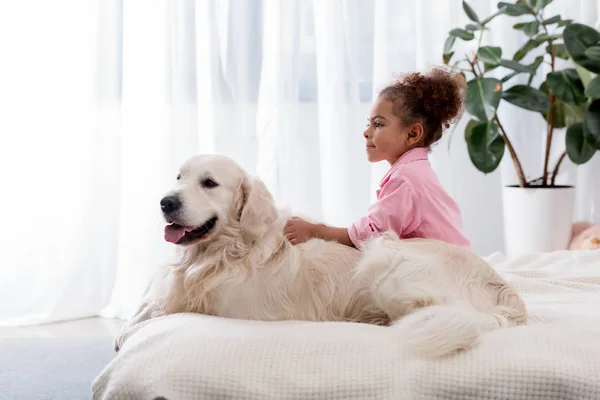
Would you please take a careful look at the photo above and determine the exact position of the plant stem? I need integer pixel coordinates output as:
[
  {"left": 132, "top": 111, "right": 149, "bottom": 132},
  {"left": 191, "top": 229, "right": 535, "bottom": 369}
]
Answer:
[
  {"left": 475, "top": 63, "right": 484, "bottom": 78},
  {"left": 542, "top": 44, "right": 557, "bottom": 186},
  {"left": 494, "top": 116, "right": 528, "bottom": 188},
  {"left": 474, "top": 59, "right": 484, "bottom": 77},
  {"left": 477, "top": 27, "right": 485, "bottom": 50},
  {"left": 542, "top": 95, "right": 556, "bottom": 185},
  {"left": 551, "top": 151, "right": 567, "bottom": 186},
  {"left": 531, "top": 4, "right": 558, "bottom": 187},
  {"left": 467, "top": 57, "right": 478, "bottom": 78},
  {"left": 474, "top": 28, "right": 485, "bottom": 76}
]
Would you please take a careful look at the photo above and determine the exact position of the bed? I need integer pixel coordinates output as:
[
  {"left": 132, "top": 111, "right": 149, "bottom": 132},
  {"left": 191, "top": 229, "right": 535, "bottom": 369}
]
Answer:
[{"left": 92, "top": 250, "right": 600, "bottom": 400}]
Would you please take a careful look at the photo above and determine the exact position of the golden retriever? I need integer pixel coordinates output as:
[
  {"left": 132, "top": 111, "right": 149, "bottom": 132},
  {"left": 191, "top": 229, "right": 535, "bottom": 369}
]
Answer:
[{"left": 115, "top": 154, "right": 527, "bottom": 358}]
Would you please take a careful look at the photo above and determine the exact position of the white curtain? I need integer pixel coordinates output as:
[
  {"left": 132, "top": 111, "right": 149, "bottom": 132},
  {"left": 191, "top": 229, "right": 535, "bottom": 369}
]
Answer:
[{"left": 0, "top": 0, "right": 598, "bottom": 326}]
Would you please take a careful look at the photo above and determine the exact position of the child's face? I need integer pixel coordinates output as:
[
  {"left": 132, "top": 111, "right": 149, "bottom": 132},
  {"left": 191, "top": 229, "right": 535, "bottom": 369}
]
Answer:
[{"left": 363, "top": 98, "right": 423, "bottom": 165}]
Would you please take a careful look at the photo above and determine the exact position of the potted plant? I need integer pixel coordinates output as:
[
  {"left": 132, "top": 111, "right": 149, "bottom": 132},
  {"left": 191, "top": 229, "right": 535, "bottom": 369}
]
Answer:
[{"left": 443, "top": 0, "right": 600, "bottom": 254}]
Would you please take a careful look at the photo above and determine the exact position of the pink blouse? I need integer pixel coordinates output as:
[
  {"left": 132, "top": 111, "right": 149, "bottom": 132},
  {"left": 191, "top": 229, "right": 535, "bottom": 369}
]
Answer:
[{"left": 348, "top": 147, "right": 470, "bottom": 249}]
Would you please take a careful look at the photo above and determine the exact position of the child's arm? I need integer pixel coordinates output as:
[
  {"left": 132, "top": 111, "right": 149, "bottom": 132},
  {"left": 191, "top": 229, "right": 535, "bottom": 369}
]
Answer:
[
  {"left": 285, "top": 175, "right": 419, "bottom": 248},
  {"left": 348, "top": 178, "right": 419, "bottom": 247},
  {"left": 284, "top": 217, "right": 355, "bottom": 247}
]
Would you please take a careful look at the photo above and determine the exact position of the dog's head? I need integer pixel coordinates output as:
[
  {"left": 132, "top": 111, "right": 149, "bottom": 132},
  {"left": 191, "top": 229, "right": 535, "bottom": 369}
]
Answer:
[{"left": 160, "top": 154, "right": 277, "bottom": 246}]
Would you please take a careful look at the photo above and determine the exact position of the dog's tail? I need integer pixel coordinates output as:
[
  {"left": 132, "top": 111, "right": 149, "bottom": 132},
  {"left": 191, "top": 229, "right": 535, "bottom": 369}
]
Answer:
[{"left": 394, "top": 291, "right": 526, "bottom": 358}]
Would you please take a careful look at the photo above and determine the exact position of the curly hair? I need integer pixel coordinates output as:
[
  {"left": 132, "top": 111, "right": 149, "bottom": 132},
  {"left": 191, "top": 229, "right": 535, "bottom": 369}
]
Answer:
[{"left": 378, "top": 66, "right": 466, "bottom": 148}]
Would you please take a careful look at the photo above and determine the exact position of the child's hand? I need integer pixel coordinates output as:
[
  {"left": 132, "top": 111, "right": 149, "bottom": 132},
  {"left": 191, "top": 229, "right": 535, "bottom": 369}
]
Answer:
[{"left": 284, "top": 217, "right": 317, "bottom": 245}]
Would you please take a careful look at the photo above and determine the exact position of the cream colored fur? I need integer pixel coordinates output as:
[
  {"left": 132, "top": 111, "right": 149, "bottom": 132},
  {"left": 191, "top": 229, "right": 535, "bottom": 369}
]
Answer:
[{"left": 116, "top": 154, "right": 528, "bottom": 358}]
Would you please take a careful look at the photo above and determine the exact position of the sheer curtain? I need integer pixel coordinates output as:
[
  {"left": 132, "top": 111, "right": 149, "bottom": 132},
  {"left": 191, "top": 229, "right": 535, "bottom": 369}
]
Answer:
[{"left": 0, "top": 0, "right": 598, "bottom": 325}]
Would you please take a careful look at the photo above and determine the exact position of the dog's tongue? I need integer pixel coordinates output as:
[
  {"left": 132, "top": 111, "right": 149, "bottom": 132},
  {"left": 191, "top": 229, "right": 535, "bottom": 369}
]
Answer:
[{"left": 164, "top": 224, "right": 196, "bottom": 244}]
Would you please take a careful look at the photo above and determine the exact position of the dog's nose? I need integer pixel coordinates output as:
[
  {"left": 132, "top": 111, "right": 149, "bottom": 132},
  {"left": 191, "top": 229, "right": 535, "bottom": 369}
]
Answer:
[{"left": 160, "top": 196, "right": 181, "bottom": 214}]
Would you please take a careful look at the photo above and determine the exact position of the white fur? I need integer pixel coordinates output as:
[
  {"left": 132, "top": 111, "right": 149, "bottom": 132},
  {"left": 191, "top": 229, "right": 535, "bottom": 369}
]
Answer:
[{"left": 116, "top": 154, "right": 528, "bottom": 358}]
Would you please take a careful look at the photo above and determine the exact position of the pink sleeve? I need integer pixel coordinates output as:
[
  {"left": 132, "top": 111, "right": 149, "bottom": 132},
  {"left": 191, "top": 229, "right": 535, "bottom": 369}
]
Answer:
[{"left": 348, "top": 176, "right": 420, "bottom": 248}]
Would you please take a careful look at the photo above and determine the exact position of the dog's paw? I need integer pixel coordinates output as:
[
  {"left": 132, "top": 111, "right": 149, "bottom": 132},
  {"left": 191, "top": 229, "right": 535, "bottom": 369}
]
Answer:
[{"left": 114, "top": 328, "right": 128, "bottom": 352}]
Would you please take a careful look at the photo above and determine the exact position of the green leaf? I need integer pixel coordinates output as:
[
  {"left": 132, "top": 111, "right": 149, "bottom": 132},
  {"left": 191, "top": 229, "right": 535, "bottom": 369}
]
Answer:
[
  {"left": 540, "top": 81, "right": 562, "bottom": 127},
  {"left": 540, "top": 86, "right": 566, "bottom": 128},
  {"left": 449, "top": 28, "right": 475, "bottom": 41},
  {"left": 514, "top": 21, "right": 540, "bottom": 37},
  {"left": 465, "top": 23, "right": 480, "bottom": 31},
  {"left": 564, "top": 102, "right": 588, "bottom": 126},
  {"left": 502, "top": 85, "right": 550, "bottom": 112},
  {"left": 529, "top": 0, "right": 553, "bottom": 10},
  {"left": 443, "top": 52, "right": 454, "bottom": 65},
  {"left": 525, "top": 21, "right": 541, "bottom": 36},
  {"left": 551, "top": 101, "right": 567, "bottom": 128},
  {"left": 584, "top": 46, "right": 600, "bottom": 61},
  {"left": 485, "top": 63, "right": 499, "bottom": 72},
  {"left": 546, "top": 43, "right": 569, "bottom": 59},
  {"left": 500, "top": 59, "right": 533, "bottom": 73},
  {"left": 540, "top": 82, "right": 586, "bottom": 128},
  {"left": 498, "top": 2, "right": 530, "bottom": 16},
  {"left": 584, "top": 76, "right": 600, "bottom": 98},
  {"left": 444, "top": 36, "right": 456, "bottom": 54},
  {"left": 576, "top": 64, "right": 593, "bottom": 88},
  {"left": 566, "top": 123, "right": 596, "bottom": 164},
  {"left": 465, "top": 78, "right": 503, "bottom": 121},
  {"left": 463, "top": 1, "right": 479, "bottom": 22},
  {"left": 478, "top": 46, "right": 502, "bottom": 66},
  {"left": 513, "top": 39, "right": 544, "bottom": 61},
  {"left": 528, "top": 56, "right": 544, "bottom": 85},
  {"left": 546, "top": 69, "right": 587, "bottom": 104},
  {"left": 563, "top": 23, "right": 600, "bottom": 74},
  {"left": 466, "top": 121, "right": 506, "bottom": 173},
  {"left": 542, "top": 15, "right": 561, "bottom": 25},
  {"left": 481, "top": 8, "right": 506, "bottom": 25},
  {"left": 584, "top": 100, "right": 600, "bottom": 149},
  {"left": 464, "top": 119, "right": 480, "bottom": 141},
  {"left": 536, "top": 34, "right": 562, "bottom": 41},
  {"left": 502, "top": 71, "right": 522, "bottom": 83},
  {"left": 557, "top": 19, "right": 573, "bottom": 27}
]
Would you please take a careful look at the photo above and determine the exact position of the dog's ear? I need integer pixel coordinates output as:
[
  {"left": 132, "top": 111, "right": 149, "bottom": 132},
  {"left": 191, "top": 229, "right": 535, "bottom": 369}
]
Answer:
[{"left": 235, "top": 175, "right": 277, "bottom": 242}]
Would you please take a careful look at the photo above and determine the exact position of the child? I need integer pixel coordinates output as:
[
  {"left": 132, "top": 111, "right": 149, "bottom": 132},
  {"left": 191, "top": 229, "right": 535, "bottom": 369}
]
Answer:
[{"left": 284, "top": 66, "right": 470, "bottom": 249}]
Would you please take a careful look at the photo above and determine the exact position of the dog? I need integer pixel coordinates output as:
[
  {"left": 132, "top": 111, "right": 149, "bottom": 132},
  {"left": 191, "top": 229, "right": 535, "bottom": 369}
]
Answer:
[{"left": 115, "top": 154, "right": 527, "bottom": 358}]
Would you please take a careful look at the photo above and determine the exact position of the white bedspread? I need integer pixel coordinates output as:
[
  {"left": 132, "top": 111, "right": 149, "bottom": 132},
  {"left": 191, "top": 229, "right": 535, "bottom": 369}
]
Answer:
[{"left": 93, "top": 250, "right": 600, "bottom": 400}]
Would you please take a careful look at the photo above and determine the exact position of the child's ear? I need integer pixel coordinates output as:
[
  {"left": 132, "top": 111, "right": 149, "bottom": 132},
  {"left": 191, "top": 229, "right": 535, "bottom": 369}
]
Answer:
[{"left": 407, "top": 123, "right": 424, "bottom": 144}]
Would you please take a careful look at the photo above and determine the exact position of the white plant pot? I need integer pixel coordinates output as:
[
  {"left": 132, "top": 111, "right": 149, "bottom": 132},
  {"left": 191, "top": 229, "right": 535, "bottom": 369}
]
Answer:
[{"left": 502, "top": 186, "right": 575, "bottom": 255}]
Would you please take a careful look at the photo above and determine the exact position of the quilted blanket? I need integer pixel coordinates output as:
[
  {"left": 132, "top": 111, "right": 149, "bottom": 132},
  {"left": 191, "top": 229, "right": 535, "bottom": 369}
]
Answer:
[{"left": 93, "top": 250, "right": 600, "bottom": 400}]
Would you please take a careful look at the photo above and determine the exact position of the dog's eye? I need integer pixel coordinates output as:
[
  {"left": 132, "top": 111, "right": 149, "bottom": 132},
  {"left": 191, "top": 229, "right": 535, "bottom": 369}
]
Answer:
[
  {"left": 202, "top": 179, "right": 218, "bottom": 188},
  {"left": 176, "top": 174, "right": 181, "bottom": 181}
]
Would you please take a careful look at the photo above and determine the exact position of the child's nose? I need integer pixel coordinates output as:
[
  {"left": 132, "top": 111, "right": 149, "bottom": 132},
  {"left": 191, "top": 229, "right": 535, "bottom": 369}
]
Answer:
[{"left": 363, "top": 128, "right": 371, "bottom": 138}]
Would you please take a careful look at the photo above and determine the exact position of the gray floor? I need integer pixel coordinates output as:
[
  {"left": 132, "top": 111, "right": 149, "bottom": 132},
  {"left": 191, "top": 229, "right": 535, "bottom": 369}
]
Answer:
[
  {"left": 0, "top": 318, "right": 123, "bottom": 400},
  {"left": 0, "top": 318, "right": 124, "bottom": 339}
]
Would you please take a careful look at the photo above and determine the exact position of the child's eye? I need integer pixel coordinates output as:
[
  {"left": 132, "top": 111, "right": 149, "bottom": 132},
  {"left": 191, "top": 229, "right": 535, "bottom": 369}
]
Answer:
[{"left": 375, "top": 122, "right": 383, "bottom": 128}]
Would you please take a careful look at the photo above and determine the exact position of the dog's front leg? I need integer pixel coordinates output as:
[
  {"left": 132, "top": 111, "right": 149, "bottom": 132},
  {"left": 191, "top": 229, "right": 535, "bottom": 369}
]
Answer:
[
  {"left": 114, "top": 300, "right": 156, "bottom": 352},
  {"left": 114, "top": 267, "right": 174, "bottom": 352}
]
